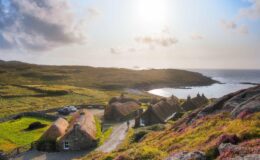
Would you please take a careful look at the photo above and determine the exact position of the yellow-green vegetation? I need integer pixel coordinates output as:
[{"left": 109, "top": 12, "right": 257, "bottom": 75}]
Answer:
[
  {"left": 140, "top": 103, "right": 149, "bottom": 110},
  {"left": 95, "top": 117, "right": 113, "bottom": 146},
  {"left": 95, "top": 117, "right": 102, "bottom": 141},
  {"left": 0, "top": 84, "right": 152, "bottom": 118},
  {"left": 101, "top": 128, "right": 113, "bottom": 144},
  {"left": 0, "top": 116, "right": 52, "bottom": 152},
  {"left": 150, "top": 113, "right": 260, "bottom": 153},
  {"left": 82, "top": 112, "right": 260, "bottom": 160},
  {"left": 0, "top": 85, "right": 38, "bottom": 97}
]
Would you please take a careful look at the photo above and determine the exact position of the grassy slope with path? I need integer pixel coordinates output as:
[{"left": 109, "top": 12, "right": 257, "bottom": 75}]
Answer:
[{"left": 83, "top": 113, "right": 260, "bottom": 160}]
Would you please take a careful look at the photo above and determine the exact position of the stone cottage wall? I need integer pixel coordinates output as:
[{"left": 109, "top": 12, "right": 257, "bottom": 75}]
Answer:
[{"left": 58, "top": 126, "right": 97, "bottom": 151}]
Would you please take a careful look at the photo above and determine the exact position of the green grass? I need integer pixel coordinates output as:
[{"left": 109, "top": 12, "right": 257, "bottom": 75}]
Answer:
[
  {"left": 95, "top": 117, "right": 113, "bottom": 146},
  {"left": 0, "top": 116, "right": 52, "bottom": 152},
  {"left": 0, "top": 85, "right": 38, "bottom": 97},
  {"left": 0, "top": 84, "right": 152, "bottom": 118},
  {"left": 99, "top": 128, "right": 113, "bottom": 146},
  {"left": 95, "top": 117, "right": 102, "bottom": 140}
]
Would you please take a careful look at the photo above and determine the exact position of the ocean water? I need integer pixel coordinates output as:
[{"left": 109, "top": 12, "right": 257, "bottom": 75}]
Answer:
[{"left": 149, "top": 69, "right": 260, "bottom": 99}]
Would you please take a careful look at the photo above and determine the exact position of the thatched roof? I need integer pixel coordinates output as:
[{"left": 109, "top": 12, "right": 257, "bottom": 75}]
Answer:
[
  {"left": 108, "top": 95, "right": 140, "bottom": 105},
  {"left": 110, "top": 101, "right": 141, "bottom": 117},
  {"left": 166, "top": 95, "right": 180, "bottom": 106},
  {"left": 149, "top": 98, "right": 182, "bottom": 122},
  {"left": 40, "top": 118, "right": 69, "bottom": 141},
  {"left": 181, "top": 94, "right": 208, "bottom": 111},
  {"left": 181, "top": 99, "right": 197, "bottom": 111},
  {"left": 62, "top": 109, "right": 96, "bottom": 140}
]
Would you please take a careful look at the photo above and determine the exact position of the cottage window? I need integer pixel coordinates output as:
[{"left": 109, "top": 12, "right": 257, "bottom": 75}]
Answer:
[{"left": 64, "top": 141, "right": 69, "bottom": 150}]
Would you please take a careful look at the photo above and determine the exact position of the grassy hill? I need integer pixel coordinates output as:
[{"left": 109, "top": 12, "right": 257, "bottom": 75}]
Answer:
[
  {"left": 0, "top": 60, "right": 216, "bottom": 90},
  {"left": 0, "top": 60, "right": 216, "bottom": 118}
]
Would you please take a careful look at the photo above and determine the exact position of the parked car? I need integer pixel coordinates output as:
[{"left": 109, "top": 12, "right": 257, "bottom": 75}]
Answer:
[{"left": 58, "top": 106, "right": 77, "bottom": 115}]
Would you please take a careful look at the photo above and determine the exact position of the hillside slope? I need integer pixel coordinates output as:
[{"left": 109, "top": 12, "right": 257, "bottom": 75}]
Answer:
[
  {"left": 0, "top": 60, "right": 216, "bottom": 90},
  {"left": 84, "top": 86, "right": 260, "bottom": 160}
]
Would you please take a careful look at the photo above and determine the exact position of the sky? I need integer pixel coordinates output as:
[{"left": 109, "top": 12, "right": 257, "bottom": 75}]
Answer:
[{"left": 0, "top": 0, "right": 260, "bottom": 69}]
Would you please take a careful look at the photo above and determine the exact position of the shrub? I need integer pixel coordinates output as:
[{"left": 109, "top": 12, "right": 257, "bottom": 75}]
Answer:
[
  {"left": 146, "top": 124, "right": 165, "bottom": 131},
  {"left": 205, "top": 147, "right": 219, "bottom": 159},
  {"left": 129, "top": 145, "right": 167, "bottom": 160},
  {"left": 132, "top": 130, "right": 149, "bottom": 143},
  {"left": 25, "top": 122, "right": 47, "bottom": 131}
]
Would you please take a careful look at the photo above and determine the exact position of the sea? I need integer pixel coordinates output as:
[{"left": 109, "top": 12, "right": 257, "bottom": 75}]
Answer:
[{"left": 148, "top": 69, "right": 260, "bottom": 99}]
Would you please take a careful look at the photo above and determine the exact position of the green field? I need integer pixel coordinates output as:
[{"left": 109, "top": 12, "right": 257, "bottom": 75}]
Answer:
[
  {"left": 0, "top": 84, "right": 152, "bottom": 118},
  {"left": 0, "top": 117, "right": 52, "bottom": 152}
]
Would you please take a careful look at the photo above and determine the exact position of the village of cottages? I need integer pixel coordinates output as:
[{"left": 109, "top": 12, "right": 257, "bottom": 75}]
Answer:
[{"left": 25, "top": 93, "right": 208, "bottom": 152}]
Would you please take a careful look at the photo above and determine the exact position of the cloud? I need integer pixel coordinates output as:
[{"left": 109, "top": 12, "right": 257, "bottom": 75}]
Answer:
[
  {"left": 110, "top": 48, "right": 121, "bottom": 54},
  {"left": 0, "top": 0, "right": 89, "bottom": 51},
  {"left": 239, "top": 0, "right": 260, "bottom": 20},
  {"left": 110, "top": 47, "right": 141, "bottom": 54},
  {"left": 237, "top": 25, "right": 249, "bottom": 34},
  {"left": 128, "top": 48, "right": 136, "bottom": 52},
  {"left": 220, "top": 20, "right": 249, "bottom": 35},
  {"left": 87, "top": 7, "right": 101, "bottom": 17},
  {"left": 190, "top": 33, "right": 204, "bottom": 40},
  {"left": 135, "top": 35, "right": 178, "bottom": 47},
  {"left": 221, "top": 20, "right": 237, "bottom": 30}
]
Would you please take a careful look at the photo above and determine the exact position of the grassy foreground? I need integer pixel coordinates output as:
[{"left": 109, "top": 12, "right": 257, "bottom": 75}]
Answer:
[
  {"left": 0, "top": 117, "right": 52, "bottom": 152},
  {"left": 82, "top": 112, "right": 260, "bottom": 160}
]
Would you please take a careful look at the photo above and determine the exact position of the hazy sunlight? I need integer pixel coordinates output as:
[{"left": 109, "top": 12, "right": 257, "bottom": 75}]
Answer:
[{"left": 136, "top": 0, "right": 169, "bottom": 30}]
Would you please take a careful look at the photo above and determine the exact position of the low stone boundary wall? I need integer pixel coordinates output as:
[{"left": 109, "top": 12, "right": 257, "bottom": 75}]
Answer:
[
  {"left": 0, "top": 112, "right": 59, "bottom": 123},
  {"left": 0, "top": 104, "right": 105, "bottom": 123},
  {"left": 78, "top": 104, "right": 105, "bottom": 110}
]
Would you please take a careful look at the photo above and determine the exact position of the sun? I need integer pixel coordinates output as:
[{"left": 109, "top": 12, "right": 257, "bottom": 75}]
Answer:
[{"left": 136, "top": 0, "right": 168, "bottom": 30}]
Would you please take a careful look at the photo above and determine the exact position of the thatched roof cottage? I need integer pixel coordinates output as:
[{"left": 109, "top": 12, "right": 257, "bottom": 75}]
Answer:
[
  {"left": 37, "top": 118, "right": 69, "bottom": 151},
  {"left": 181, "top": 93, "right": 208, "bottom": 111},
  {"left": 37, "top": 109, "right": 97, "bottom": 151},
  {"left": 40, "top": 118, "right": 69, "bottom": 141},
  {"left": 58, "top": 110, "right": 97, "bottom": 151},
  {"left": 140, "top": 96, "right": 182, "bottom": 126},
  {"left": 105, "top": 94, "right": 141, "bottom": 121}
]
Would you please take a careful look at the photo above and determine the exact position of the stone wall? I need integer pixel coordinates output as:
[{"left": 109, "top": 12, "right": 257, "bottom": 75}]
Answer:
[
  {"left": 58, "top": 126, "right": 97, "bottom": 151},
  {"left": 0, "top": 112, "right": 59, "bottom": 123}
]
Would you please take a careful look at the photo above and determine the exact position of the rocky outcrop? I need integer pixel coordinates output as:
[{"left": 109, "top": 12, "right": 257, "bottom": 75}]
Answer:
[
  {"left": 198, "top": 85, "right": 260, "bottom": 119},
  {"left": 165, "top": 151, "right": 206, "bottom": 160},
  {"left": 216, "top": 134, "right": 240, "bottom": 146},
  {"left": 231, "top": 95, "right": 260, "bottom": 118},
  {"left": 217, "top": 139, "right": 260, "bottom": 160}
]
